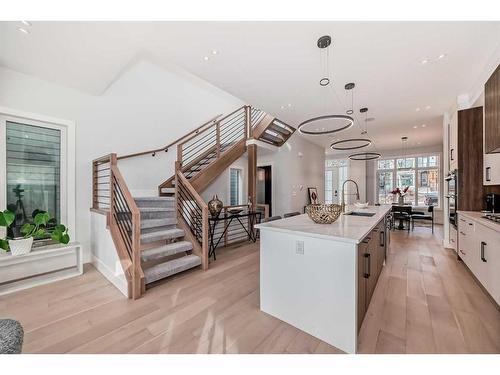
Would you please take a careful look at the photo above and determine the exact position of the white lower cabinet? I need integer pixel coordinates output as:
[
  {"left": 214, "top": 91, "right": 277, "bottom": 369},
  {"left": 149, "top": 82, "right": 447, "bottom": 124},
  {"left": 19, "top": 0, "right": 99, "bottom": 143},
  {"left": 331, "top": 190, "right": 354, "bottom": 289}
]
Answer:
[{"left": 458, "top": 216, "right": 500, "bottom": 305}]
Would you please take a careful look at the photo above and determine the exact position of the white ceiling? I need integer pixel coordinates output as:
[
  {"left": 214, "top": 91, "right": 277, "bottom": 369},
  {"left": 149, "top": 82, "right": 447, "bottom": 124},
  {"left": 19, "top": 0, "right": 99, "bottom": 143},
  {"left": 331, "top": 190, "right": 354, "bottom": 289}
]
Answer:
[{"left": 1, "top": 21, "right": 499, "bottom": 153}]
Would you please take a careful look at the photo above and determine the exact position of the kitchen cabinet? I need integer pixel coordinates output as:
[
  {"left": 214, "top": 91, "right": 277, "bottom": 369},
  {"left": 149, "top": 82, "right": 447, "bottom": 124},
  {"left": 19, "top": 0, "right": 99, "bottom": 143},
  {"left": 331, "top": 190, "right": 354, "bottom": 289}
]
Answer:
[
  {"left": 357, "top": 219, "right": 387, "bottom": 332},
  {"left": 458, "top": 214, "right": 500, "bottom": 305},
  {"left": 485, "top": 64, "right": 500, "bottom": 154},
  {"left": 473, "top": 223, "right": 500, "bottom": 304},
  {"left": 357, "top": 241, "right": 368, "bottom": 332},
  {"left": 449, "top": 112, "right": 458, "bottom": 171},
  {"left": 483, "top": 150, "right": 500, "bottom": 185}
]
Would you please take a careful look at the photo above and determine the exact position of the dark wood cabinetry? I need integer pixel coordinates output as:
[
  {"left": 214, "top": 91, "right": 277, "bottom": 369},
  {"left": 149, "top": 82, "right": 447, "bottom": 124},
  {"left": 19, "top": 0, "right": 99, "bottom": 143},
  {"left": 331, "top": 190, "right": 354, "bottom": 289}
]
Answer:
[
  {"left": 458, "top": 107, "right": 485, "bottom": 211},
  {"left": 357, "top": 220, "right": 387, "bottom": 333},
  {"left": 485, "top": 64, "right": 500, "bottom": 154}
]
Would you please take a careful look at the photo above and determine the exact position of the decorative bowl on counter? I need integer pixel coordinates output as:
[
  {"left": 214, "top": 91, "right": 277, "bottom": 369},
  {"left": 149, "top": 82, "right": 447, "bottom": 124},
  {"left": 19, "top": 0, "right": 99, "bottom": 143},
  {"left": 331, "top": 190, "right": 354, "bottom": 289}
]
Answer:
[{"left": 306, "top": 204, "right": 342, "bottom": 224}]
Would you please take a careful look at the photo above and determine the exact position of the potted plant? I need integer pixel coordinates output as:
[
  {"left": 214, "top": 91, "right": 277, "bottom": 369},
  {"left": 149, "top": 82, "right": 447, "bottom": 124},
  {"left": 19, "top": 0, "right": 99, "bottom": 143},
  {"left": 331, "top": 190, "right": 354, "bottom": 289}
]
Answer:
[
  {"left": 391, "top": 186, "right": 410, "bottom": 205},
  {"left": 0, "top": 209, "right": 70, "bottom": 256}
]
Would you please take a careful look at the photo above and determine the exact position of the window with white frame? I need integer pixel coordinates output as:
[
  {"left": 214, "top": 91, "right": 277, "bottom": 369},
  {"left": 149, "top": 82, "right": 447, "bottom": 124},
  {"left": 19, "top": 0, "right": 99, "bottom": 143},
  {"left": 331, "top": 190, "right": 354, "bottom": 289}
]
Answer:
[
  {"left": 325, "top": 159, "right": 348, "bottom": 204},
  {"left": 377, "top": 154, "right": 440, "bottom": 207},
  {"left": 1, "top": 113, "right": 73, "bottom": 239},
  {"left": 229, "top": 168, "right": 243, "bottom": 206}
]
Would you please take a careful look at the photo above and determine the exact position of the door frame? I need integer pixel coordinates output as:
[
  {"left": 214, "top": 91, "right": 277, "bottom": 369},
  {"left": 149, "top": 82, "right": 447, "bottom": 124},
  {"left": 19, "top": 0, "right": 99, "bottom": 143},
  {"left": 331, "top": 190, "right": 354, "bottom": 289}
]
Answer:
[
  {"left": 257, "top": 162, "right": 275, "bottom": 216},
  {"left": 0, "top": 106, "right": 76, "bottom": 240}
]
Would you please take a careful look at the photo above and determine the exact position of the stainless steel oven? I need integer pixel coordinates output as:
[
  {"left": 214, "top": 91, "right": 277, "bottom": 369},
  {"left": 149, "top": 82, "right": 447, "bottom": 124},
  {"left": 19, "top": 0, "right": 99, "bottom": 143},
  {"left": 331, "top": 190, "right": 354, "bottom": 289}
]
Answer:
[{"left": 445, "top": 170, "right": 457, "bottom": 228}]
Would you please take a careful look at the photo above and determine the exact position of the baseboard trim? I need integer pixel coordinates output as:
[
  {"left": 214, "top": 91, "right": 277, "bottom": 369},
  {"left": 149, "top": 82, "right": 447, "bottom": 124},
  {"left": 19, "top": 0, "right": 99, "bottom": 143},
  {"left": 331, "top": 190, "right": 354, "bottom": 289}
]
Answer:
[{"left": 91, "top": 255, "right": 128, "bottom": 298}]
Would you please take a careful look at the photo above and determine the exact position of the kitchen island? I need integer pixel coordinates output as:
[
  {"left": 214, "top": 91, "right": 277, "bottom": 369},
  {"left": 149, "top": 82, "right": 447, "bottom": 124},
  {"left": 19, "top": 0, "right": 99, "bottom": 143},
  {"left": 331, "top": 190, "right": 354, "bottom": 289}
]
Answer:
[{"left": 255, "top": 205, "right": 392, "bottom": 353}]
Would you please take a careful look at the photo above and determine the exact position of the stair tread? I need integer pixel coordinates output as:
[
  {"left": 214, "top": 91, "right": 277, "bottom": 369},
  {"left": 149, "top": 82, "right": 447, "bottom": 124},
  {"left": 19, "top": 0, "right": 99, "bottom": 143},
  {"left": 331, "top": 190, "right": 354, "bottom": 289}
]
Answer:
[
  {"left": 141, "top": 240, "right": 193, "bottom": 262},
  {"left": 141, "top": 218, "right": 177, "bottom": 229},
  {"left": 138, "top": 207, "right": 175, "bottom": 212},
  {"left": 144, "top": 254, "right": 201, "bottom": 284},
  {"left": 140, "top": 228, "right": 185, "bottom": 244},
  {"left": 134, "top": 196, "right": 175, "bottom": 201}
]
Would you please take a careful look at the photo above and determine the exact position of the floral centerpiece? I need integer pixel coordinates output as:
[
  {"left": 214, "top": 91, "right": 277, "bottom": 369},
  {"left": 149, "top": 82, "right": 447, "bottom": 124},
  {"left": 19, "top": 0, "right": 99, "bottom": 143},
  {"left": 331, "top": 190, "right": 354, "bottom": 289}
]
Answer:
[{"left": 391, "top": 186, "right": 410, "bottom": 205}]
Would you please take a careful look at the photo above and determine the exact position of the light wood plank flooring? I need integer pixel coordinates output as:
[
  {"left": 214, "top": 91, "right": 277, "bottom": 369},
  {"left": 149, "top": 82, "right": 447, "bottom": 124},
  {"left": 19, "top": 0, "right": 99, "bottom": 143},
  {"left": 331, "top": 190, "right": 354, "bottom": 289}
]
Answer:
[{"left": 0, "top": 225, "right": 498, "bottom": 354}]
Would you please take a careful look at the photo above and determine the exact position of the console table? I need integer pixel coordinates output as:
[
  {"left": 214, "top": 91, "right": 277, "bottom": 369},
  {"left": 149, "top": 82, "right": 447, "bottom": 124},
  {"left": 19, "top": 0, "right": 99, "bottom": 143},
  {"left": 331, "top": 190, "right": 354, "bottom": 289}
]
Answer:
[{"left": 0, "top": 242, "right": 83, "bottom": 296}]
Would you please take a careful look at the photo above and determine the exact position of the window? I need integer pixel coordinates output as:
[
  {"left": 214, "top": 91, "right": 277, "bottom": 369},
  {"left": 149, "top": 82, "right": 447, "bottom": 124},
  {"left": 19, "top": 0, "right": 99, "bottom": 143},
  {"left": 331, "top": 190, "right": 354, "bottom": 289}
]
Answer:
[
  {"left": 2, "top": 119, "right": 65, "bottom": 237},
  {"left": 376, "top": 154, "right": 440, "bottom": 207},
  {"left": 229, "top": 168, "right": 242, "bottom": 206},
  {"left": 325, "top": 159, "right": 348, "bottom": 204}
]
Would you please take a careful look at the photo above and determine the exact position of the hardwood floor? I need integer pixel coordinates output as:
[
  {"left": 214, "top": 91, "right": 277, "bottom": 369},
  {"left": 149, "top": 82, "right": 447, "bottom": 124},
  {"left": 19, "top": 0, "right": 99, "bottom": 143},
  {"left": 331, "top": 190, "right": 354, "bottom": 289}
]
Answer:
[{"left": 0, "top": 225, "right": 498, "bottom": 354}]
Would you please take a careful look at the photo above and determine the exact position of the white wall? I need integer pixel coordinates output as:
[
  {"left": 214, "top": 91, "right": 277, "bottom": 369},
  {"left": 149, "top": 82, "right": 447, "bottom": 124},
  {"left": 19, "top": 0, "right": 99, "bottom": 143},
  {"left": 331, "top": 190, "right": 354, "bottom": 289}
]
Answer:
[
  {"left": 0, "top": 61, "right": 244, "bottom": 263},
  {"left": 257, "top": 134, "right": 325, "bottom": 217},
  {"left": 201, "top": 155, "right": 248, "bottom": 206}
]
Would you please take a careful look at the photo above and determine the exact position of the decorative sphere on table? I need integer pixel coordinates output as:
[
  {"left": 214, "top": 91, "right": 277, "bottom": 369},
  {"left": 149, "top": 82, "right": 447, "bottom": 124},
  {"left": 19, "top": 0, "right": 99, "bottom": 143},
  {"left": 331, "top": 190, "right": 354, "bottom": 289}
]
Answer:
[{"left": 208, "top": 194, "right": 223, "bottom": 218}]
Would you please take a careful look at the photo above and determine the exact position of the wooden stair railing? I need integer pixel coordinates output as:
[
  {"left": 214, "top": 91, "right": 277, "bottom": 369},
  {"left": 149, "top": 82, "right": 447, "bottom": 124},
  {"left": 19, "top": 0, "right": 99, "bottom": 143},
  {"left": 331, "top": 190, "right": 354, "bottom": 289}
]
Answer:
[
  {"left": 175, "top": 165, "right": 209, "bottom": 270},
  {"left": 91, "top": 153, "right": 143, "bottom": 299}
]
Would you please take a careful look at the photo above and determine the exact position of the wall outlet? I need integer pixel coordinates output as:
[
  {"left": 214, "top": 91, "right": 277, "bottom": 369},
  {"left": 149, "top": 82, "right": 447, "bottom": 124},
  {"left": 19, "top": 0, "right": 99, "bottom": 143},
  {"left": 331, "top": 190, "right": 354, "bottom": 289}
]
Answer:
[{"left": 296, "top": 240, "right": 304, "bottom": 255}]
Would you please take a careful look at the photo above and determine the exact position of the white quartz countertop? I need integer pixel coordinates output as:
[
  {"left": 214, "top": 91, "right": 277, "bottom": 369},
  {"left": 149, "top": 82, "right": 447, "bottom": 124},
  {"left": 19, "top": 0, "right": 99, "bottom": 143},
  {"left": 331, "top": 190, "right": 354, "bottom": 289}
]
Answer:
[
  {"left": 255, "top": 205, "right": 392, "bottom": 244},
  {"left": 458, "top": 211, "right": 500, "bottom": 233}
]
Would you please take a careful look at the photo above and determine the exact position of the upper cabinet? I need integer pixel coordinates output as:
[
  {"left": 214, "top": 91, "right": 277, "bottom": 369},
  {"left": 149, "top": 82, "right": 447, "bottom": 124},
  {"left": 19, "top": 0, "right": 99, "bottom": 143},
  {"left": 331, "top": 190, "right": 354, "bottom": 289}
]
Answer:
[{"left": 485, "top": 64, "right": 500, "bottom": 154}]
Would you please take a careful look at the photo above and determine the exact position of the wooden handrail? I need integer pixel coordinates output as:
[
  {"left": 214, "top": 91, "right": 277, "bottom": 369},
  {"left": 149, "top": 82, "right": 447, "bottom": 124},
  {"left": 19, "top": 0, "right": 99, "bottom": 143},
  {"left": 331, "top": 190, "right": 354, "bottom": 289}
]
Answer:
[
  {"left": 110, "top": 162, "right": 143, "bottom": 299},
  {"left": 176, "top": 170, "right": 208, "bottom": 209},
  {"left": 117, "top": 114, "right": 223, "bottom": 161},
  {"left": 178, "top": 105, "right": 247, "bottom": 149}
]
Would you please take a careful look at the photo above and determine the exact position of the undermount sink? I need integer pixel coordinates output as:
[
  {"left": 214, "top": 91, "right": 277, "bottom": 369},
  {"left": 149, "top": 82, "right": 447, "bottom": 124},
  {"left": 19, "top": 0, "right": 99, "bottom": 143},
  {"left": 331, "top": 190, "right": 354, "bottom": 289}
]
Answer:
[{"left": 344, "top": 212, "right": 376, "bottom": 217}]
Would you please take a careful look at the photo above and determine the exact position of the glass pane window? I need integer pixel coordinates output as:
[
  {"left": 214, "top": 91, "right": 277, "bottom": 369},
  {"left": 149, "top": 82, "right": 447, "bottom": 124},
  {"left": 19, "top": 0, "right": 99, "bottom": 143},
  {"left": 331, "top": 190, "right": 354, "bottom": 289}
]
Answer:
[
  {"left": 418, "top": 169, "right": 439, "bottom": 206},
  {"left": 6, "top": 121, "right": 61, "bottom": 235},
  {"left": 396, "top": 170, "right": 416, "bottom": 204},
  {"left": 377, "top": 159, "right": 394, "bottom": 170},
  {"left": 377, "top": 171, "right": 394, "bottom": 204},
  {"left": 418, "top": 155, "right": 438, "bottom": 168},
  {"left": 325, "top": 170, "right": 333, "bottom": 204},
  {"left": 229, "top": 169, "right": 242, "bottom": 206},
  {"left": 396, "top": 157, "right": 415, "bottom": 169}
]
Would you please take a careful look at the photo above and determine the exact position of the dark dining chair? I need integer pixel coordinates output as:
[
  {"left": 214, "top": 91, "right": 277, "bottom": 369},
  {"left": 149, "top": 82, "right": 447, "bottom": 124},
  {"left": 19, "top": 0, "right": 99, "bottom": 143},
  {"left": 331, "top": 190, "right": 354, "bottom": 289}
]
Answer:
[
  {"left": 391, "top": 205, "right": 412, "bottom": 232},
  {"left": 411, "top": 205, "right": 435, "bottom": 233}
]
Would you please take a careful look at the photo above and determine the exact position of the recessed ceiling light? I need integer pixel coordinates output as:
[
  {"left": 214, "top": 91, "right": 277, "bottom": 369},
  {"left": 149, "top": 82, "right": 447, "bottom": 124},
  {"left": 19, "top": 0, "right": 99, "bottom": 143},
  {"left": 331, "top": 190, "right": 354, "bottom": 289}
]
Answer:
[
  {"left": 421, "top": 59, "right": 429, "bottom": 65},
  {"left": 425, "top": 105, "right": 431, "bottom": 110},
  {"left": 211, "top": 50, "right": 218, "bottom": 55},
  {"left": 437, "top": 53, "right": 446, "bottom": 60},
  {"left": 417, "top": 142, "right": 422, "bottom": 145},
  {"left": 280, "top": 105, "right": 285, "bottom": 109},
  {"left": 287, "top": 104, "right": 292, "bottom": 107},
  {"left": 413, "top": 125, "right": 418, "bottom": 129},
  {"left": 203, "top": 56, "right": 209, "bottom": 61},
  {"left": 421, "top": 124, "right": 427, "bottom": 128},
  {"left": 415, "top": 107, "right": 421, "bottom": 112},
  {"left": 17, "top": 27, "right": 30, "bottom": 34},
  {"left": 20, "top": 20, "right": 31, "bottom": 27}
]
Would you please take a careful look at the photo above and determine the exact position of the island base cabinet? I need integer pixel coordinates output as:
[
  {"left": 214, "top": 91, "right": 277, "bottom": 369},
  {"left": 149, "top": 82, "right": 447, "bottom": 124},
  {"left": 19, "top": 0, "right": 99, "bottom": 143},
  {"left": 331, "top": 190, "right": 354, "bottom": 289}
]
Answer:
[{"left": 357, "top": 243, "right": 368, "bottom": 332}]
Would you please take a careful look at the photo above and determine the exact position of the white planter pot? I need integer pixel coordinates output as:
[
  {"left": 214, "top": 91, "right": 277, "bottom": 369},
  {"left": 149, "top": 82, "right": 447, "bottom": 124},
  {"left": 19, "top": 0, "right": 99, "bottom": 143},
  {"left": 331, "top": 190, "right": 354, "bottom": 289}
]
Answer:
[{"left": 9, "top": 237, "right": 34, "bottom": 256}]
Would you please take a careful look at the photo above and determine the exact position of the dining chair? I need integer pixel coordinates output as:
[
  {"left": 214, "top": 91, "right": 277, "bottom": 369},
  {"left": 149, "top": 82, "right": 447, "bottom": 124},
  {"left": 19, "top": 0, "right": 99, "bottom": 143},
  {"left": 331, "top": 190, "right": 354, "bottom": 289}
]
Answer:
[{"left": 411, "top": 205, "right": 435, "bottom": 233}]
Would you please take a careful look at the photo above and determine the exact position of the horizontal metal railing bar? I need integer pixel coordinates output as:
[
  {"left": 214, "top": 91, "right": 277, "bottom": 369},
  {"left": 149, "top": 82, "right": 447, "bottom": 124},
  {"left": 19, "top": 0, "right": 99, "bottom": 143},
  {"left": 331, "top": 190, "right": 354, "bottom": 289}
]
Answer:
[
  {"left": 219, "top": 111, "right": 245, "bottom": 129},
  {"left": 181, "top": 128, "right": 217, "bottom": 153},
  {"left": 182, "top": 136, "right": 217, "bottom": 159},
  {"left": 118, "top": 114, "right": 222, "bottom": 161}
]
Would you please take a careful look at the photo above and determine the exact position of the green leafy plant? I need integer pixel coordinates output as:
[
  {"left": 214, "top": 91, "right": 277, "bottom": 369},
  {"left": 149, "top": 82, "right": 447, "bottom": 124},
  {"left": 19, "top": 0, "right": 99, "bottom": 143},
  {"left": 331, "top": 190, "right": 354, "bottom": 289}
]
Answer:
[
  {"left": 0, "top": 209, "right": 70, "bottom": 252},
  {"left": 0, "top": 209, "right": 15, "bottom": 250}
]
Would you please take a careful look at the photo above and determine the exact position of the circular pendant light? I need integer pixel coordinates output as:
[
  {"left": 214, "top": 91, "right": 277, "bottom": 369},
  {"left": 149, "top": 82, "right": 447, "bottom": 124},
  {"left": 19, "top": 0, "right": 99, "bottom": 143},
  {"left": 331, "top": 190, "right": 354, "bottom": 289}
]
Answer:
[
  {"left": 298, "top": 114, "right": 354, "bottom": 135},
  {"left": 330, "top": 138, "right": 372, "bottom": 150},
  {"left": 345, "top": 83, "right": 355, "bottom": 115},
  {"left": 348, "top": 152, "right": 381, "bottom": 161}
]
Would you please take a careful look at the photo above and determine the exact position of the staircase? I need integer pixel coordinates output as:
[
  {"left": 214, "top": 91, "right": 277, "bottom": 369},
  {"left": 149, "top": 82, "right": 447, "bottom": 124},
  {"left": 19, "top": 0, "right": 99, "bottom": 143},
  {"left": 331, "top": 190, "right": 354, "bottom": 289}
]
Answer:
[
  {"left": 135, "top": 197, "right": 200, "bottom": 285},
  {"left": 91, "top": 105, "right": 295, "bottom": 299}
]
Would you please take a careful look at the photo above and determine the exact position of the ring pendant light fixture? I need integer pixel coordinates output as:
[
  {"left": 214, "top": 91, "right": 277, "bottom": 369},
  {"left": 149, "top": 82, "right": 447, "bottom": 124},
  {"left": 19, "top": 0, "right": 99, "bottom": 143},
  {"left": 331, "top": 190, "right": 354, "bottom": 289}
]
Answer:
[
  {"left": 297, "top": 35, "right": 355, "bottom": 136},
  {"left": 348, "top": 152, "right": 382, "bottom": 161},
  {"left": 345, "top": 82, "right": 355, "bottom": 115},
  {"left": 331, "top": 138, "right": 372, "bottom": 150}
]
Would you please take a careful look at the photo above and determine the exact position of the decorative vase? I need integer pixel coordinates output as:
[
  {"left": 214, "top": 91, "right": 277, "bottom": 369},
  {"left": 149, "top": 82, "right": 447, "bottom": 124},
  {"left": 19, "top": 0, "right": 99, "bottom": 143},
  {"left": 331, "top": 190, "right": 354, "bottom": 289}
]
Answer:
[
  {"left": 8, "top": 237, "right": 34, "bottom": 256},
  {"left": 208, "top": 194, "right": 223, "bottom": 218},
  {"left": 398, "top": 195, "right": 404, "bottom": 205}
]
